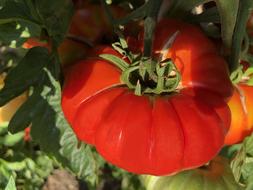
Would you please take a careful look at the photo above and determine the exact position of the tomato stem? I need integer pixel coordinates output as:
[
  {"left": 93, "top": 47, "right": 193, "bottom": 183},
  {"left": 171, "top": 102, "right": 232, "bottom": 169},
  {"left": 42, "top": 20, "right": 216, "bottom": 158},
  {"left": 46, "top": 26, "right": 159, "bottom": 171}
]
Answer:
[{"left": 143, "top": 0, "right": 163, "bottom": 58}]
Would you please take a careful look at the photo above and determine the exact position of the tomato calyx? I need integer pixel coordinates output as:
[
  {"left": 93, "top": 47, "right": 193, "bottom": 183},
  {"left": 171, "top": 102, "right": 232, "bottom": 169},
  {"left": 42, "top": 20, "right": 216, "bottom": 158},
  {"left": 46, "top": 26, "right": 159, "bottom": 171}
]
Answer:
[
  {"left": 126, "top": 57, "right": 181, "bottom": 95},
  {"left": 100, "top": 43, "right": 181, "bottom": 96}
]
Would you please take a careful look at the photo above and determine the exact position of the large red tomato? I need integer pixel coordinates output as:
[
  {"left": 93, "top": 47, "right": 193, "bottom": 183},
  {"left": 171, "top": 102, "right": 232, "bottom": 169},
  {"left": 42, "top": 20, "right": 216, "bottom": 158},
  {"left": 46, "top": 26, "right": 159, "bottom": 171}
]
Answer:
[
  {"left": 224, "top": 84, "right": 253, "bottom": 145},
  {"left": 62, "top": 19, "right": 232, "bottom": 175}
]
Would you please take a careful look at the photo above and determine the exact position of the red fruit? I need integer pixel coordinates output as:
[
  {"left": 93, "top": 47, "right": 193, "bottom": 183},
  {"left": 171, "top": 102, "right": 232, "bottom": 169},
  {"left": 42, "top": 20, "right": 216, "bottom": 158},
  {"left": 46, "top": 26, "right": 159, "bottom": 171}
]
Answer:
[{"left": 62, "top": 19, "right": 232, "bottom": 175}]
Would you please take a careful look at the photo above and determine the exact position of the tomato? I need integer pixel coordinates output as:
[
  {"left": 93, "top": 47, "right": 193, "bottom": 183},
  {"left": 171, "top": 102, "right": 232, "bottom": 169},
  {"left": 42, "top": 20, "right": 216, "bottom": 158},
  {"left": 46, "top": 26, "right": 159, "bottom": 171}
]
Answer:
[
  {"left": 24, "top": 127, "right": 31, "bottom": 141},
  {"left": 142, "top": 156, "right": 241, "bottom": 190},
  {"left": 224, "top": 84, "right": 253, "bottom": 145},
  {"left": 61, "top": 19, "right": 232, "bottom": 175},
  {"left": 22, "top": 38, "right": 50, "bottom": 50}
]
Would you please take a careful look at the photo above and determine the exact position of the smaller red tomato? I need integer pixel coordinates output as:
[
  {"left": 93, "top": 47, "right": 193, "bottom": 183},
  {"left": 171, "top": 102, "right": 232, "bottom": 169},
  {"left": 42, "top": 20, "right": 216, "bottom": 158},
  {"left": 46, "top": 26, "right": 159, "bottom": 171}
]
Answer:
[
  {"left": 24, "top": 127, "right": 31, "bottom": 141},
  {"left": 23, "top": 38, "right": 50, "bottom": 50},
  {"left": 225, "top": 84, "right": 253, "bottom": 145},
  {"left": 69, "top": 4, "right": 126, "bottom": 43}
]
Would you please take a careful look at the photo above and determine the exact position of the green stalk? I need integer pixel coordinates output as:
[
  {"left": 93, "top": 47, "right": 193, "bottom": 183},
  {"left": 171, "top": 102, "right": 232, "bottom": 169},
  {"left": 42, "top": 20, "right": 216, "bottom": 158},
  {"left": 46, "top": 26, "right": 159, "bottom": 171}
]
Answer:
[
  {"left": 230, "top": 0, "right": 253, "bottom": 72},
  {"left": 143, "top": 0, "right": 163, "bottom": 57}
]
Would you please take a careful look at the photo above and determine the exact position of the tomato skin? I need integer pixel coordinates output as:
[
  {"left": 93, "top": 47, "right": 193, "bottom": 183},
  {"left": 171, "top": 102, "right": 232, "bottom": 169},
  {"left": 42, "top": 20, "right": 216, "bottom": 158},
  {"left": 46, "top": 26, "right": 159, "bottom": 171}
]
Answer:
[
  {"left": 62, "top": 20, "right": 232, "bottom": 175},
  {"left": 66, "top": 4, "right": 126, "bottom": 43},
  {"left": 23, "top": 38, "right": 50, "bottom": 50},
  {"left": 225, "top": 84, "right": 253, "bottom": 145}
]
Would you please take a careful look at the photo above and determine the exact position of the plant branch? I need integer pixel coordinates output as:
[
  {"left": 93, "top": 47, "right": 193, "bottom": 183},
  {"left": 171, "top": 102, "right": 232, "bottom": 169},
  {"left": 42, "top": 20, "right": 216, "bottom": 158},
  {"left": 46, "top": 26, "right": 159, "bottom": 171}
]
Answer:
[
  {"left": 66, "top": 34, "right": 93, "bottom": 47},
  {"left": 230, "top": 0, "right": 253, "bottom": 72},
  {"left": 143, "top": 0, "right": 163, "bottom": 57}
]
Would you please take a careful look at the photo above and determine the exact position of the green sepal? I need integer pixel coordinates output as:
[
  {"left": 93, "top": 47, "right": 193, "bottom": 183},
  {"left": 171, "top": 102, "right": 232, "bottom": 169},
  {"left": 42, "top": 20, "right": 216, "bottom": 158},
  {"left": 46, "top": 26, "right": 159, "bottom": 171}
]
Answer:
[
  {"left": 121, "top": 66, "right": 139, "bottom": 89},
  {"left": 244, "top": 68, "right": 253, "bottom": 86},
  {"left": 99, "top": 54, "right": 129, "bottom": 71},
  {"left": 134, "top": 80, "right": 142, "bottom": 96},
  {"left": 230, "top": 65, "right": 244, "bottom": 84}
]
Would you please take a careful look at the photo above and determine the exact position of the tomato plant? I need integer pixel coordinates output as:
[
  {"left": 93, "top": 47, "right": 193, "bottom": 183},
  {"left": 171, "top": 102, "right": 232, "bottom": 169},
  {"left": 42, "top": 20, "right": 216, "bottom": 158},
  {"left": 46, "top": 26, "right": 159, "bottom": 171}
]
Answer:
[
  {"left": 2, "top": 0, "right": 253, "bottom": 189},
  {"left": 61, "top": 18, "right": 233, "bottom": 175}
]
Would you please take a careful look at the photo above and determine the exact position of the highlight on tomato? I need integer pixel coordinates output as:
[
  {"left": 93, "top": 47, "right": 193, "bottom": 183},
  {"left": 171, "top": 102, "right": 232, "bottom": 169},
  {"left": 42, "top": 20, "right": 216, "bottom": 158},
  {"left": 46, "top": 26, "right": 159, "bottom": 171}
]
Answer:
[
  {"left": 61, "top": 18, "right": 233, "bottom": 176},
  {"left": 225, "top": 84, "right": 253, "bottom": 145}
]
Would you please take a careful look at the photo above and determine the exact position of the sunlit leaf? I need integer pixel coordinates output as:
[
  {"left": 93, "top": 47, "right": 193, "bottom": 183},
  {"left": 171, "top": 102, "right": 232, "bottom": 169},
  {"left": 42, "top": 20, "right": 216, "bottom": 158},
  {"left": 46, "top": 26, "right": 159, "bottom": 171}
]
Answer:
[{"left": 4, "top": 176, "right": 16, "bottom": 190}]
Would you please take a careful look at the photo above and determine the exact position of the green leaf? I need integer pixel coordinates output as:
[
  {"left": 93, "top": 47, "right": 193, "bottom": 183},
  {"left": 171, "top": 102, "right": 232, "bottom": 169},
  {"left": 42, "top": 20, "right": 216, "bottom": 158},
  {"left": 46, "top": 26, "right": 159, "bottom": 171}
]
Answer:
[
  {"left": 0, "top": 0, "right": 74, "bottom": 46},
  {"left": 215, "top": 0, "right": 239, "bottom": 50},
  {"left": 0, "top": 47, "right": 49, "bottom": 106},
  {"left": 229, "top": 0, "right": 253, "bottom": 72},
  {"left": 219, "top": 144, "right": 242, "bottom": 159},
  {"left": 60, "top": 127, "right": 103, "bottom": 184},
  {"left": 231, "top": 134, "right": 253, "bottom": 189},
  {"left": 0, "top": 159, "right": 27, "bottom": 171},
  {"left": 0, "top": 21, "right": 41, "bottom": 47},
  {"left": 29, "top": 69, "right": 63, "bottom": 156},
  {"left": 8, "top": 90, "right": 43, "bottom": 133},
  {"left": 34, "top": 0, "right": 74, "bottom": 45},
  {"left": 4, "top": 48, "right": 66, "bottom": 163},
  {"left": 3, "top": 132, "right": 24, "bottom": 146},
  {"left": 4, "top": 176, "right": 16, "bottom": 190},
  {"left": 0, "top": 0, "right": 37, "bottom": 24}
]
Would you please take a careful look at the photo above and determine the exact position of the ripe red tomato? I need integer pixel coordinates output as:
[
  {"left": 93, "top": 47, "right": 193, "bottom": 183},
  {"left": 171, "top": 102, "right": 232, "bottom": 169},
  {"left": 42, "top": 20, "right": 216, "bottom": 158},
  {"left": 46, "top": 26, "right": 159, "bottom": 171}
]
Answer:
[
  {"left": 62, "top": 19, "right": 232, "bottom": 175},
  {"left": 224, "top": 84, "right": 253, "bottom": 145}
]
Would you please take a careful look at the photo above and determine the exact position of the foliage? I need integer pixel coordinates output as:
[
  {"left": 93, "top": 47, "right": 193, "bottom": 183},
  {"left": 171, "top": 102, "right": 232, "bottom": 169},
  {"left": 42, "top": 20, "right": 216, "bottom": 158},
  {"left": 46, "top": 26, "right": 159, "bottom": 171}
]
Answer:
[{"left": 0, "top": 124, "right": 54, "bottom": 190}]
